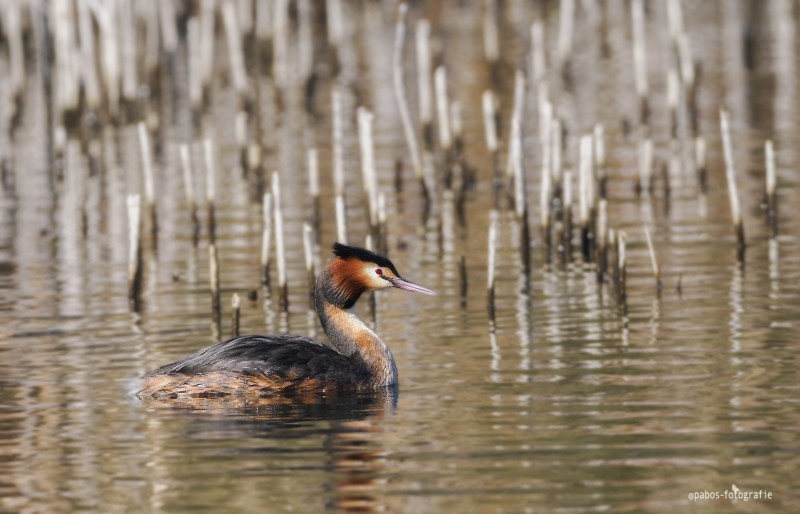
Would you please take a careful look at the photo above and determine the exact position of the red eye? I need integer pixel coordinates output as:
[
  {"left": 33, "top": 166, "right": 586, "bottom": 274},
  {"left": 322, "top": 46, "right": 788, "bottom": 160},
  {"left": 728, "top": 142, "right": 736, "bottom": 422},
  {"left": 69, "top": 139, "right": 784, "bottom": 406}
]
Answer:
[{"left": 375, "top": 268, "right": 383, "bottom": 276}]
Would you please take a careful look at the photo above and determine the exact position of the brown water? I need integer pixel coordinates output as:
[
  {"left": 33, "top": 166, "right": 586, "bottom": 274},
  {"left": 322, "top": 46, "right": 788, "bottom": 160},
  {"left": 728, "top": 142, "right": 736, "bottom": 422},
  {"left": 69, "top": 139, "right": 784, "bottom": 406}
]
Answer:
[{"left": 1, "top": 1, "right": 799, "bottom": 513}]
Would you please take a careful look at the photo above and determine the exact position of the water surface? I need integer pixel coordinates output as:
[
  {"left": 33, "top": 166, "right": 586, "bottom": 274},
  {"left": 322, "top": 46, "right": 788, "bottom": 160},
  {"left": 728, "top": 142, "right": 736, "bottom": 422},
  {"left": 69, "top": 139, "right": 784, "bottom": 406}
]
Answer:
[{"left": 1, "top": 1, "right": 799, "bottom": 512}]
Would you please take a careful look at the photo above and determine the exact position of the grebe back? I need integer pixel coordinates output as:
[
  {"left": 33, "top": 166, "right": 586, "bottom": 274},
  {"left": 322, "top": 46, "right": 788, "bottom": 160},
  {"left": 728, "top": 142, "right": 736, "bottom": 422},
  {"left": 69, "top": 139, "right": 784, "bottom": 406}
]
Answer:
[{"left": 137, "top": 243, "right": 434, "bottom": 399}]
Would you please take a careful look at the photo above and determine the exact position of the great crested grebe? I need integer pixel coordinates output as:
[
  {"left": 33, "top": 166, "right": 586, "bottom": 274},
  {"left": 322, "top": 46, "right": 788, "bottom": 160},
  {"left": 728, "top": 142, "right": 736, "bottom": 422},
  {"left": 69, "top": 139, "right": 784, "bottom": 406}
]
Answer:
[{"left": 137, "top": 243, "right": 434, "bottom": 399}]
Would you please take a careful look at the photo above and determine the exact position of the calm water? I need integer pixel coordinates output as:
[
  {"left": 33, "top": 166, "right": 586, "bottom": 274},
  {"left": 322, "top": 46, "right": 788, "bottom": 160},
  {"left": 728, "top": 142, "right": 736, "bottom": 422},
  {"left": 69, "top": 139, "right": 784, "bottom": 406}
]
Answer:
[{"left": 1, "top": 1, "right": 799, "bottom": 512}]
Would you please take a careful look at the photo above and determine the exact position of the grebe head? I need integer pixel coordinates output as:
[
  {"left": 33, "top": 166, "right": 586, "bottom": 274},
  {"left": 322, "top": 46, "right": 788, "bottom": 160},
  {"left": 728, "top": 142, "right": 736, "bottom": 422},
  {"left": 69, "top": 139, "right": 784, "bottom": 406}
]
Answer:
[{"left": 330, "top": 243, "right": 435, "bottom": 297}]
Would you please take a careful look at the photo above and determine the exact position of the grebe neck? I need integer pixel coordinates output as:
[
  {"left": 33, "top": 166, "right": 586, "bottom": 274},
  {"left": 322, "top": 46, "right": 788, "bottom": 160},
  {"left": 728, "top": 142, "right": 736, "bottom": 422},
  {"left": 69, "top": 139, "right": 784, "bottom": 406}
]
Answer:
[{"left": 315, "top": 269, "right": 398, "bottom": 387}]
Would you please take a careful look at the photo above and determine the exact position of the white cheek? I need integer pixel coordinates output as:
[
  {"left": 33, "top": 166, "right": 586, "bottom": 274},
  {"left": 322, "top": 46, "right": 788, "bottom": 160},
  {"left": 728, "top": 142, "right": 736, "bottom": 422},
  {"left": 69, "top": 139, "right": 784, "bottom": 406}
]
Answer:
[{"left": 365, "top": 269, "right": 391, "bottom": 288}]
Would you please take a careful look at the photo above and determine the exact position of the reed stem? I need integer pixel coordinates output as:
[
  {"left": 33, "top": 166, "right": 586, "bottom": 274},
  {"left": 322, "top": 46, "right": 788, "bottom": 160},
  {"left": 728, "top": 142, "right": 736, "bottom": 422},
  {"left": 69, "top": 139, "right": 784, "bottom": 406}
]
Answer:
[
  {"left": 261, "top": 193, "right": 272, "bottom": 287},
  {"left": 127, "top": 194, "right": 142, "bottom": 310},
  {"left": 562, "top": 170, "right": 573, "bottom": 261},
  {"left": 594, "top": 124, "right": 606, "bottom": 198},
  {"left": 272, "top": 172, "right": 288, "bottom": 310},
  {"left": 579, "top": 135, "right": 594, "bottom": 261},
  {"left": 631, "top": 0, "right": 649, "bottom": 124},
  {"left": 487, "top": 210, "right": 498, "bottom": 321},
  {"left": 209, "top": 243, "right": 221, "bottom": 337},
  {"left": 644, "top": 225, "right": 662, "bottom": 291},
  {"left": 719, "top": 109, "right": 746, "bottom": 256},
  {"left": 393, "top": 4, "right": 425, "bottom": 192},
  {"left": 204, "top": 138, "right": 217, "bottom": 243},
  {"left": 308, "top": 148, "right": 320, "bottom": 234},
  {"left": 695, "top": 136, "right": 707, "bottom": 193},
  {"left": 335, "top": 195, "right": 348, "bottom": 244},
  {"left": 179, "top": 144, "right": 199, "bottom": 236},
  {"left": 482, "top": 90, "right": 501, "bottom": 206},
  {"left": 303, "top": 223, "right": 315, "bottom": 308},
  {"left": 483, "top": 0, "right": 499, "bottom": 67},
  {"left": 357, "top": 107, "right": 378, "bottom": 229},
  {"left": 531, "top": 20, "right": 546, "bottom": 84},
  {"left": 221, "top": 0, "right": 249, "bottom": 107},
  {"left": 556, "top": 0, "right": 575, "bottom": 74},
  {"left": 765, "top": 140, "right": 778, "bottom": 236},
  {"left": 416, "top": 19, "right": 434, "bottom": 147},
  {"left": 617, "top": 231, "right": 627, "bottom": 303},
  {"left": 459, "top": 255, "right": 468, "bottom": 305},
  {"left": 231, "top": 293, "right": 241, "bottom": 337},
  {"left": 435, "top": 66, "right": 452, "bottom": 155},
  {"left": 137, "top": 123, "right": 158, "bottom": 239},
  {"left": 332, "top": 87, "right": 345, "bottom": 197},
  {"left": 596, "top": 199, "right": 607, "bottom": 282}
]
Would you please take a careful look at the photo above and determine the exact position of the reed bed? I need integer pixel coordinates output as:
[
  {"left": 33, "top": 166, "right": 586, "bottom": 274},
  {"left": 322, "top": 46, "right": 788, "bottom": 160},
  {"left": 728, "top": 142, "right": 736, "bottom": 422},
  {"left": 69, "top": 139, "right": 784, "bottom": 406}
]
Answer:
[{"left": 0, "top": 0, "right": 785, "bottom": 336}]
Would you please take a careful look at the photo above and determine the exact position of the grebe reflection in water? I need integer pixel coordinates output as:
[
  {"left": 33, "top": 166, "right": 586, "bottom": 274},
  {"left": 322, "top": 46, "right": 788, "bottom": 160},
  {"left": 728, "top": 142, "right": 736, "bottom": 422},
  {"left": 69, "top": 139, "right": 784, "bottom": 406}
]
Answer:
[{"left": 138, "top": 243, "right": 434, "bottom": 399}]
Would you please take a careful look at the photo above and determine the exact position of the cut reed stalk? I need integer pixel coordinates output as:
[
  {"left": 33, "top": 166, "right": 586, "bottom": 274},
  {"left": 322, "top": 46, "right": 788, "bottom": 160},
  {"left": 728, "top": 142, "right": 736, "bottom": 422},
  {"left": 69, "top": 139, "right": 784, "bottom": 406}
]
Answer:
[
  {"left": 272, "top": 0, "right": 290, "bottom": 90},
  {"left": 594, "top": 124, "right": 606, "bottom": 198},
  {"left": 127, "top": 194, "right": 143, "bottom": 310},
  {"left": 487, "top": 210, "right": 499, "bottom": 321},
  {"left": 187, "top": 17, "right": 203, "bottom": 117},
  {"left": 667, "top": 69, "right": 679, "bottom": 139},
  {"left": 459, "top": 255, "right": 468, "bottom": 305},
  {"left": 221, "top": 0, "right": 249, "bottom": 108},
  {"left": 199, "top": 1, "right": 216, "bottom": 106},
  {"left": 272, "top": 172, "right": 288, "bottom": 310},
  {"left": 579, "top": 135, "right": 594, "bottom": 261},
  {"left": 550, "top": 117, "right": 563, "bottom": 194},
  {"left": 416, "top": 19, "right": 434, "bottom": 148},
  {"left": 378, "top": 193, "right": 388, "bottom": 255},
  {"left": 450, "top": 101, "right": 464, "bottom": 165},
  {"left": 608, "top": 228, "right": 618, "bottom": 281},
  {"left": 236, "top": 111, "right": 249, "bottom": 175},
  {"left": 506, "top": 70, "right": 526, "bottom": 183},
  {"left": 435, "top": 66, "right": 452, "bottom": 156},
  {"left": 209, "top": 243, "right": 221, "bottom": 336},
  {"left": 298, "top": 0, "right": 315, "bottom": 111},
  {"left": 556, "top": 0, "right": 575, "bottom": 75},
  {"left": 719, "top": 110, "right": 746, "bottom": 256},
  {"left": 308, "top": 148, "right": 320, "bottom": 234},
  {"left": 260, "top": 192, "right": 272, "bottom": 287},
  {"left": 631, "top": 0, "right": 649, "bottom": 124},
  {"left": 765, "top": 140, "right": 778, "bottom": 236},
  {"left": 179, "top": 144, "right": 200, "bottom": 237},
  {"left": 204, "top": 138, "right": 217, "bottom": 243},
  {"left": 694, "top": 136, "right": 707, "bottom": 193},
  {"left": 483, "top": 0, "right": 500, "bottom": 81},
  {"left": 637, "top": 138, "right": 653, "bottom": 196},
  {"left": 326, "top": 0, "right": 343, "bottom": 50},
  {"left": 540, "top": 139, "right": 552, "bottom": 248},
  {"left": 596, "top": 199, "right": 608, "bottom": 282},
  {"left": 644, "top": 225, "right": 662, "bottom": 291},
  {"left": 617, "top": 231, "right": 627, "bottom": 303},
  {"left": 231, "top": 293, "right": 241, "bottom": 337},
  {"left": 332, "top": 88, "right": 345, "bottom": 196},
  {"left": 158, "top": 0, "right": 178, "bottom": 57},
  {"left": 336, "top": 195, "right": 348, "bottom": 244},
  {"left": 393, "top": 4, "right": 426, "bottom": 196},
  {"left": 539, "top": 100, "right": 553, "bottom": 243},
  {"left": 482, "top": 90, "right": 501, "bottom": 207},
  {"left": 357, "top": 107, "right": 378, "bottom": 231},
  {"left": 77, "top": 0, "right": 100, "bottom": 111},
  {"left": 303, "top": 223, "right": 315, "bottom": 307},
  {"left": 509, "top": 72, "right": 530, "bottom": 276},
  {"left": 5, "top": 2, "right": 24, "bottom": 116},
  {"left": 137, "top": 123, "right": 158, "bottom": 239},
  {"left": 562, "top": 170, "right": 573, "bottom": 261},
  {"left": 531, "top": 20, "right": 546, "bottom": 85}
]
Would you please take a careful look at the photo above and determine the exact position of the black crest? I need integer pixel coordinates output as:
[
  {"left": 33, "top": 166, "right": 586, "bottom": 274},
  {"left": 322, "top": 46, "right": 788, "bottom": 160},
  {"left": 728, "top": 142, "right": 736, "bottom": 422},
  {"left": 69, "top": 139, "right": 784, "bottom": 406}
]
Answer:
[{"left": 332, "top": 243, "right": 400, "bottom": 275}]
